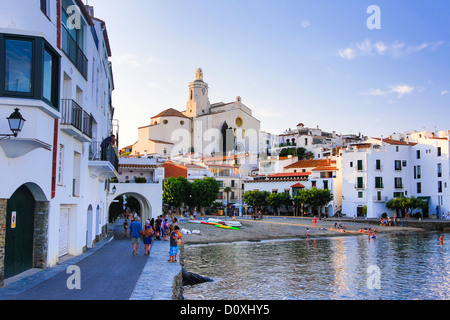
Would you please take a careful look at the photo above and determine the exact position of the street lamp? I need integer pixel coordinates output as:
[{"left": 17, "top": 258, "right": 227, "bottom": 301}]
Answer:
[{"left": 1, "top": 108, "right": 26, "bottom": 139}]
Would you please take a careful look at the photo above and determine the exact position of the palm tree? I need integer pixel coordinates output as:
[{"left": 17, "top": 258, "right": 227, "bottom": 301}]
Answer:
[{"left": 224, "top": 186, "right": 232, "bottom": 218}]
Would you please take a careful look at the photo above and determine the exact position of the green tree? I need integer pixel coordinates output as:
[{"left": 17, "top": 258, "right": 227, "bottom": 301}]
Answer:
[
  {"left": 224, "top": 186, "right": 232, "bottom": 207},
  {"left": 191, "top": 177, "right": 220, "bottom": 214},
  {"left": 386, "top": 196, "right": 427, "bottom": 218},
  {"left": 267, "top": 192, "right": 292, "bottom": 216},
  {"left": 242, "top": 190, "right": 270, "bottom": 212},
  {"left": 163, "top": 176, "right": 192, "bottom": 214},
  {"left": 294, "top": 188, "right": 333, "bottom": 216}
]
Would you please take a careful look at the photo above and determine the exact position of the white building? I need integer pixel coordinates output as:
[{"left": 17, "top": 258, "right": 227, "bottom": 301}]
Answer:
[
  {"left": 244, "top": 158, "right": 341, "bottom": 215},
  {"left": 132, "top": 68, "right": 261, "bottom": 159},
  {"left": 0, "top": 0, "right": 117, "bottom": 285},
  {"left": 341, "top": 131, "right": 450, "bottom": 219}
]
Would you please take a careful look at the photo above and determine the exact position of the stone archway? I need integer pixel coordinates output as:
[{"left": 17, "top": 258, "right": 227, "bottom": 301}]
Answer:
[
  {"left": 109, "top": 192, "right": 153, "bottom": 223},
  {"left": 106, "top": 182, "right": 162, "bottom": 225}
]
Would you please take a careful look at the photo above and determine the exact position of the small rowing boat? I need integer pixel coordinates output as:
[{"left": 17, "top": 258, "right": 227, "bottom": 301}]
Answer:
[{"left": 214, "top": 224, "right": 239, "bottom": 230}]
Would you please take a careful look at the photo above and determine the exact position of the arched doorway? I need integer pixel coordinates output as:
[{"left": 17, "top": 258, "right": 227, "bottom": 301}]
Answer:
[{"left": 5, "top": 185, "right": 36, "bottom": 278}]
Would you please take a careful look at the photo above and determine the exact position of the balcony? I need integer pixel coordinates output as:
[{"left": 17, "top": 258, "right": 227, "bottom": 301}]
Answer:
[
  {"left": 61, "top": 25, "right": 88, "bottom": 79},
  {"left": 88, "top": 140, "right": 119, "bottom": 181},
  {"left": 354, "top": 184, "right": 366, "bottom": 189},
  {"left": 373, "top": 196, "right": 388, "bottom": 202},
  {"left": 60, "top": 99, "right": 92, "bottom": 142}
]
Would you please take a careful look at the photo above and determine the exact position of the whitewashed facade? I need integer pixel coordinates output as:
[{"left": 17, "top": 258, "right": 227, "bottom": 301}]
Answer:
[
  {"left": 341, "top": 132, "right": 450, "bottom": 219},
  {"left": 0, "top": 0, "right": 117, "bottom": 284}
]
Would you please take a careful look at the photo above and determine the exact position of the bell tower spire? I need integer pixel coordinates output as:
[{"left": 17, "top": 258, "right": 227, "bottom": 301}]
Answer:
[{"left": 185, "top": 68, "right": 210, "bottom": 118}]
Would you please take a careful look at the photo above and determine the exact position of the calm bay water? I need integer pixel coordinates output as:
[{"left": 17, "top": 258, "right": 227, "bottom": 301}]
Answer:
[{"left": 183, "top": 232, "right": 450, "bottom": 300}]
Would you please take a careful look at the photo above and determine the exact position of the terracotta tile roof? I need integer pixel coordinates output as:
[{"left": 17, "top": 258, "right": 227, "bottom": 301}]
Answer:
[
  {"left": 291, "top": 183, "right": 305, "bottom": 188},
  {"left": 268, "top": 172, "right": 311, "bottom": 178},
  {"left": 151, "top": 108, "right": 189, "bottom": 119},
  {"left": 163, "top": 161, "right": 187, "bottom": 178},
  {"left": 372, "top": 138, "right": 417, "bottom": 146},
  {"left": 284, "top": 159, "right": 331, "bottom": 169},
  {"left": 312, "top": 166, "right": 338, "bottom": 171}
]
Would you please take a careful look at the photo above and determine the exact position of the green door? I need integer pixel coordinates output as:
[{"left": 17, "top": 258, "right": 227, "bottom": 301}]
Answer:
[{"left": 5, "top": 185, "right": 35, "bottom": 279}]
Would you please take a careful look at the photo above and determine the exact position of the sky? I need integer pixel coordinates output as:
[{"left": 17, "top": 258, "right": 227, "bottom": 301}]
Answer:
[{"left": 88, "top": 0, "right": 450, "bottom": 149}]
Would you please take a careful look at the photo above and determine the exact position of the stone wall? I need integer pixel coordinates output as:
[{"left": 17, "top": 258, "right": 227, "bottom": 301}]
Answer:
[{"left": 33, "top": 201, "right": 49, "bottom": 269}]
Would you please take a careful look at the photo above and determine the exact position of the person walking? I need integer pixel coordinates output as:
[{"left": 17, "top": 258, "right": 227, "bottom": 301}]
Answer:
[
  {"left": 143, "top": 220, "right": 153, "bottom": 255},
  {"left": 123, "top": 219, "right": 129, "bottom": 238},
  {"left": 129, "top": 217, "right": 143, "bottom": 255},
  {"left": 155, "top": 216, "right": 162, "bottom": 240},
  {"left": 163, "top": 218, "right": 170, "bottom": 241}
]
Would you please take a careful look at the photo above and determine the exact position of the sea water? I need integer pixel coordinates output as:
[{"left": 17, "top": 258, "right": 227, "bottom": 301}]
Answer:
[{"left": 182, "top": 232, "right": 450, "bottom": 300}]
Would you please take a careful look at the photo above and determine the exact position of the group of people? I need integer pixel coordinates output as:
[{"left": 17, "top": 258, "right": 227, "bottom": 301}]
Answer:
[
  {"left": 380, "top": 217, "right": 399, "bottom": 226},
  {"left": 123, "top": 210, "right": 183, "bottom": 262}
]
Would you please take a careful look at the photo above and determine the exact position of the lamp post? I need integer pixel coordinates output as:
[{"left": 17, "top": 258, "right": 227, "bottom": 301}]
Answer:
[{"left": 0, "top": 108, "right": 26, "bottom": 139}]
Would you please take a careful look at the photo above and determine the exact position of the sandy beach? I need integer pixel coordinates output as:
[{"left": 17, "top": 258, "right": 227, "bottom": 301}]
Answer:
[{"left": 178, "top": 216, "right": 424, "bottom": 245}]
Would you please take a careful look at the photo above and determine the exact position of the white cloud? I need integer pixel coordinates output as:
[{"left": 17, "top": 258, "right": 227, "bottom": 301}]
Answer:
[
  {"left": 301, "top": 20, "right": 311, "bottom": 28},
  {"left": 375, "top": 42, "right": 387, "bottom": 55},
  {"left": 363, "top": 84, "right": 417, "bottom": 98},
  {"left": 389, "top": 84, "right": 415, "bottom": 98},
  {"left": 337, "top": 39, "right": 444, "bottom": 60},
  {"left": 337, "top": 48, "right": 355, "bottom": 60},
  {"left": 441, "top": 90, "right": 449, "bottom": 95}
]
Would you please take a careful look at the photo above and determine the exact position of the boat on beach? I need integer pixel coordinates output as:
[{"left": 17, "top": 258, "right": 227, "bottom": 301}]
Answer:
[{"left": 207, "top": 218, "right": 242, "bottom": 227}]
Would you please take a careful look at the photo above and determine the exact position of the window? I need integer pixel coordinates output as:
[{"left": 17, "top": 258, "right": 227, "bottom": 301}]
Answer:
[
  {"left": 356, "top": 177, "right": 364, "bottom": 189},
  {"left": 417, "top": 182, "right": 421, "bottom": 194},
  {"left": 1, "top": 34, "right": 60, "bottom": 109},
  {"left": 394, "top": 177, "right": 403, "bottom": 189},
  {"left": 377, "top": 191, "right": 382, "bottom": 201},
  {"left": 402, "top": 160, "right": 407, "bottom": 167},
  {"left": 394, "top": 160, "right": 402, "bottom": 171},
  {"left": 375, "top": 159, "right": 381, "bottom": 170},
  {"left": 357, "top": 160, "right": 363, "bottom": 171},
  {"left": 323, "top": 180, "right": 329, "bottom": 190},
  {"left": 437, "top": 147, "right": 442, "bottom": 157},
  {"left": 350, "top": 161, "right": 353, "bottom": 168},
  {"left": 393, "top": 192, "right": 404, "bottom": 198},
  {"left": 375, "top": 177, "right": 383, "bottom": 189},
  {"left": 218, "top": 181, "right": 224, "bottom": 188},
  {"left": 40, "top": 0, "right": 50, "bottom": 17},
  {"left": 416, "top": 150, "right": 420, "bottom": 159},
  {"left": 438, "top": 163, "right": 442, "bottom": 177},
  {"left": 396, "top": 146, "right": 399, "bottom": 152},
  {"left": 358, "top": 191, "right": 363, "bottom": 198},
  {"left": 438, "top": 181, "right": 443, "bottom": 193},
  {"left": 5, "top": 39, "right": 33, "bottom": 93},
  {"left": 42, "top": 47, "right": 59, "bottom": 107},
  {"left": 311, "top": 180, "right": 316, "bottom": 187}
]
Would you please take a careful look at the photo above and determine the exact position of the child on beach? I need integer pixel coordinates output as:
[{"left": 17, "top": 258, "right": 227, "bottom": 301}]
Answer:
[{"left": 169, "top": 226, "right": 183, "bottom": 263}]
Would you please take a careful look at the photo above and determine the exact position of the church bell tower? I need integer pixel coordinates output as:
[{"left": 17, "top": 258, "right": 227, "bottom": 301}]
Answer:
[{"left": 185, "top": 68, "right": 210, "bottom": 118}]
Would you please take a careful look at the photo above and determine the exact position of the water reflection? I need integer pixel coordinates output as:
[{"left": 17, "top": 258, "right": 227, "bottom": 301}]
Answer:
[{"left": 183, "top": 233, "right": 450, "bottom": 300}]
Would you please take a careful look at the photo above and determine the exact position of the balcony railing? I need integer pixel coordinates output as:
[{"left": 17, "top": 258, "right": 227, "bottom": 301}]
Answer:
[
  {"left": 61, "top": 25, "right": 88, "bottom": 79},
  {"left": 61, "top": 99, "right": 92, "bottom": 138},
  {"left": 82, "top": 110, "right": 93, "bottom": 138},
  {"left": 61, "top": 99, "right": 83, "bottom": 131}
]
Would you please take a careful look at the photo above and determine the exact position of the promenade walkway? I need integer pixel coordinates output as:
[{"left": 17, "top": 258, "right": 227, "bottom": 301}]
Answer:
[{"left": 0, "top": 219, "right": 181, "bottom": 300}]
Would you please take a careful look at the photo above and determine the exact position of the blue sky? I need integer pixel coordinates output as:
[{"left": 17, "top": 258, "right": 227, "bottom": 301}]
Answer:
[{"left": 89, "top": 0, "right": 450, "bottom": 148}]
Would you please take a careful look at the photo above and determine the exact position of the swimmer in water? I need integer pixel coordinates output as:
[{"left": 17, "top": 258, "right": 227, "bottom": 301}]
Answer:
[{"left": 440, "top": 235, "right": 444, "bottom": 245}]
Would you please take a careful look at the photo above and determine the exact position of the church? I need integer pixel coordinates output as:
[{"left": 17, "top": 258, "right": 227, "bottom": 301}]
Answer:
[{"left": 131, "top": 69, "right": 261, "bottom": 159}]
